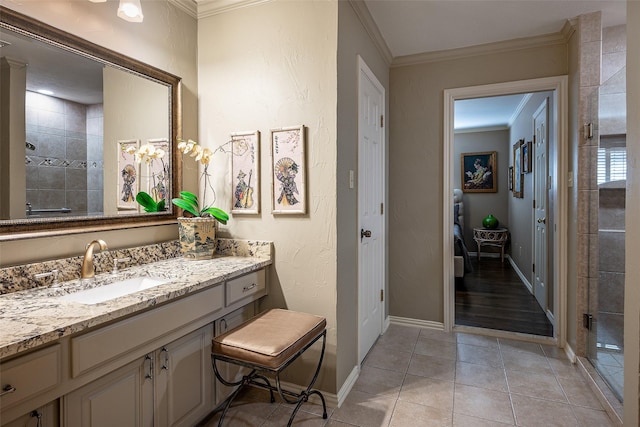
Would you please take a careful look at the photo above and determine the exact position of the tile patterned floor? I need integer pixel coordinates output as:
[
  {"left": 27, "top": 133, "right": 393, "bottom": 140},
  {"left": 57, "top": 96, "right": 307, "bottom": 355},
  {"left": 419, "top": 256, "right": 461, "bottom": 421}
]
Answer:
[{"left": 205, "top": 324, "right": 615, "bottom": 426}]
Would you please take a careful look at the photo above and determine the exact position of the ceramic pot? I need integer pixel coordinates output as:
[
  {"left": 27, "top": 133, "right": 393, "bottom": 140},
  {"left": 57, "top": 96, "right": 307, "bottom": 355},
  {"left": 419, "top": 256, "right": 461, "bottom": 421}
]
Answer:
[
  {"left": 482, "top": 214, "right": 499, "bottom": 229},
  {"left": 177, "top": 217, "right": 218, "bottom": 260}
]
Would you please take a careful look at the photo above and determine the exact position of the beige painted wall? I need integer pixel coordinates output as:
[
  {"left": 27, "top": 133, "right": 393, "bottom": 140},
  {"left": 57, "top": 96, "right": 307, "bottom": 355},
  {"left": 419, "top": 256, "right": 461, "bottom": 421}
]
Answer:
[
  {"left": 624, "top": 2, "right": 639, "bottom": 424},
  {"left": 336, "top": 0, "right": 390, "bottom": 389},
  {"left": 197, "top": 0, "right": 339, "bottom": 392},
  {"left": 508, "top": 91, "right": 554, "bottom": 295},
  {"left": 0, "top": 1, "right": 197, "bottom": 265},
  {"left": 103, "top": 66, "right": 169, "bottom": 214},
  {"left": 389, "top": 44, "right": 567, "bottom": 322}
]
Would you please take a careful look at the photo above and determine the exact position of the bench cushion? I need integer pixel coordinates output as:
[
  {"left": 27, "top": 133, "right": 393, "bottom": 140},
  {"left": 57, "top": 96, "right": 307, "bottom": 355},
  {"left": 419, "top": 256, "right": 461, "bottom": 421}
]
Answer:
[{"left": 212, "top": 309, "right": 326, "bottom": 370}]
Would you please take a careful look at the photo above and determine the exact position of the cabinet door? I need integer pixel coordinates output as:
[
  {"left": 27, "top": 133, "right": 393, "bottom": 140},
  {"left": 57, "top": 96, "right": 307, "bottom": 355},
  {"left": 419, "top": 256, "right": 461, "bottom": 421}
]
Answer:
[
  {"left": 3, "top": 400, "right": 59, "bottom": 427},
  {"left": 64, "top": 356, "right": 153, "bottom": 427},
  {"left": 213, "top": 304, "right": 256, "bottom": 404},
  {"left": 155, "top": 324, "right": 214, "bottom": 427}
]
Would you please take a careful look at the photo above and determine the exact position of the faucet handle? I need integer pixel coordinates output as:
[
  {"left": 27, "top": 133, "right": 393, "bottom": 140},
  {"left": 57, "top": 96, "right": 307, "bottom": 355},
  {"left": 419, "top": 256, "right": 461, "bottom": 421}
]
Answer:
[
  {"left": 112, "top": 257, "right": 131, "bottom": 274},
  {"left": 34, "top": 269, "right": 60, "bottom": 287}
]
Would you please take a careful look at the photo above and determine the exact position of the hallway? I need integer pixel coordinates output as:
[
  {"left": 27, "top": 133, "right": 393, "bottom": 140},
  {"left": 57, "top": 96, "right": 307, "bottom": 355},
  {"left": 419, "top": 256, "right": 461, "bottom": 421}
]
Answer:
[
  {"left": 455, "top": 258, "right": 554, "bottom": 336},
  {"left": 205, "top": 324, "right": 614, "bottom": 426}
]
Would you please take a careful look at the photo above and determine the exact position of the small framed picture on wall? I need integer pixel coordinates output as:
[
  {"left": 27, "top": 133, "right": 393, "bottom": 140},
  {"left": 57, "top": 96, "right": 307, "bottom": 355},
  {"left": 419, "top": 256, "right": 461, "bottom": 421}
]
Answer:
[
  {"left": 522, "top": 140, "right": 532, "bottom": 173},
  {"left": 512, "top": 139, "right": 524, "bottom": 198},
  {"left": 271, "top": 125, "right": 307, "bottom": 214}
]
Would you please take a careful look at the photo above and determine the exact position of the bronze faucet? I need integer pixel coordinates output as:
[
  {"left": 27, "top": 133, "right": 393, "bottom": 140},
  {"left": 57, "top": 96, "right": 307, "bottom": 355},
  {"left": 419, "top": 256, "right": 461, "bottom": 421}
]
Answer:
[{"left": 81, "top": 239, "right": 108, "bottom": 280}]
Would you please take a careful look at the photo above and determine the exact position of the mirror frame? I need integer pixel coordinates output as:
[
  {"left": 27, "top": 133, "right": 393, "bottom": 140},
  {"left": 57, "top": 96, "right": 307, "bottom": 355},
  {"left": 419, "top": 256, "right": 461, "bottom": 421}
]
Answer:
[{"left": 0, "top": 6, "right": 182, "bottom": 239}]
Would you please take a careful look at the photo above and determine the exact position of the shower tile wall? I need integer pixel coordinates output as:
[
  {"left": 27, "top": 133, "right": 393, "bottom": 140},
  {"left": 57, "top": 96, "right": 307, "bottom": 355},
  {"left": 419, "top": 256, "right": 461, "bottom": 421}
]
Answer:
[
  {"left": 25, "top": 92, "right": 104, "bottom": 216},
  {"left": 87, "top": 104, "right": 104, "bottom": 215},
  {"left": 598, "top": 187, "right": 624, "bottom": 349}
]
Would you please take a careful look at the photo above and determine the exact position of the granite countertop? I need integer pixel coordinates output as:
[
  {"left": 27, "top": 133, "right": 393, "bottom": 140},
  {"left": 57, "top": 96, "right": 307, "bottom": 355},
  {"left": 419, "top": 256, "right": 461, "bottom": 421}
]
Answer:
[{"left": 0, "top": 254, "right": 271, "bottom": 360}]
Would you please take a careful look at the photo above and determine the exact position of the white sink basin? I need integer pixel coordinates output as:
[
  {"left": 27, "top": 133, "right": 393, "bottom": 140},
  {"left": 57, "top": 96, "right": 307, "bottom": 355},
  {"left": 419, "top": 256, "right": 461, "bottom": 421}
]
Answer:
[{"left": 60, "top": 276, "right": 171, "bottom": 304}]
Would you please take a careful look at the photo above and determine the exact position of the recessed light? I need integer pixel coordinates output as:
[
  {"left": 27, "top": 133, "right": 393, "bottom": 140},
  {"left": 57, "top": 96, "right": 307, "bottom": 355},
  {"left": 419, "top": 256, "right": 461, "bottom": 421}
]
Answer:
[{"left": 37, "top": 89, "right": 54, "bottom": 96}]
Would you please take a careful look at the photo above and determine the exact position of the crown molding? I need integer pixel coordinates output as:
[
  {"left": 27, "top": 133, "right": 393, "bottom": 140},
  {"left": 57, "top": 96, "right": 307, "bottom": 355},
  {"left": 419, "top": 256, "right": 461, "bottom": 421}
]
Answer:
[
  {"left": 508, "top": 93, "right": 533, "bottom": 127},
  {"left": 169, "top": 0, "right": 197, "bottom": 18},
  {"left": 392, "top": 31, "right": 568, "bottom": 68},
  {"left": 348, "top": 0, "right": 393, "bottom": 66},
  {"left": 454, "top": 125, "right": 510, "bottom": 134},
  {"left": 561, "top": 18, "right": 577, "bottom": 41},
  {"left": 196, "top": 0, "right": 270, "bottom": 19}
]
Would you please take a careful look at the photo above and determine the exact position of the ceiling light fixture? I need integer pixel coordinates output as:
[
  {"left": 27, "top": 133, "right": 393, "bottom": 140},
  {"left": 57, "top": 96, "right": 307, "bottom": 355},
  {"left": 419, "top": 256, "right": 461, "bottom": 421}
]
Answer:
[
  {"left": 88, "top": 0, "right": 107, "bottom": 3},
  {"left": 117, "top": 0, "right": 144, "bottom": 23}
]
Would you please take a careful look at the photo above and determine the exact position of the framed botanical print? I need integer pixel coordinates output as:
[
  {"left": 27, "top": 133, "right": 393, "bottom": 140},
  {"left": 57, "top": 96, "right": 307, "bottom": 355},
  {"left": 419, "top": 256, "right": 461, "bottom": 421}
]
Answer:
[
  {"left": 271, "top": 125, "right": 306, "bottom": 214},
  {"left": 231, "top": 131, "right": 260, "bottom": 214}
]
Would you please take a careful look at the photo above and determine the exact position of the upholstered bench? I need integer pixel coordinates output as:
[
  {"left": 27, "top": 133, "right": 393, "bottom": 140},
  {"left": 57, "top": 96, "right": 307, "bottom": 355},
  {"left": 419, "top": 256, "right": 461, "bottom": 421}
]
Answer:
[{"left": 210, "top": 309, "right": 327, "bottom": 426}]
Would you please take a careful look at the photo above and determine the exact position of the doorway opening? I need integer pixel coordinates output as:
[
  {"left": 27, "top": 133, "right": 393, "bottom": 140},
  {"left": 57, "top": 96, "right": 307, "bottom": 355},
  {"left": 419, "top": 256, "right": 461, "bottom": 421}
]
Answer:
[{"left": 443, "top": 77, "right": 568, "bottom": 346}]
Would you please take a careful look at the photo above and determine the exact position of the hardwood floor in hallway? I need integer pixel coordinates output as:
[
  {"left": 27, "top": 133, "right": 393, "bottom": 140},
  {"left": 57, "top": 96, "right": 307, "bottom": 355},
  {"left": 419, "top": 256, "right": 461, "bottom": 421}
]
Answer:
[{"left": 455, "top": 257, "right": 554, "bottom": 336}]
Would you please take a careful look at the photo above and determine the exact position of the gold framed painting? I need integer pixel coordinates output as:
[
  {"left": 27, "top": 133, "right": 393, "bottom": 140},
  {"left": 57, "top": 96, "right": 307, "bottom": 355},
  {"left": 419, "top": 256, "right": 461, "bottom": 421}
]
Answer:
[{"left": 461, "top": 151, "right": 497, "bottom": 193}]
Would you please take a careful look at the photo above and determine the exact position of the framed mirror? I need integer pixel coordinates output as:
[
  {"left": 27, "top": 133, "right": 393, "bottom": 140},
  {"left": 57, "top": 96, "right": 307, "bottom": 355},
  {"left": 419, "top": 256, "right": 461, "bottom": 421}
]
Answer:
[{"left": 0, "top": 6, "right": 182, "bottom": 238}]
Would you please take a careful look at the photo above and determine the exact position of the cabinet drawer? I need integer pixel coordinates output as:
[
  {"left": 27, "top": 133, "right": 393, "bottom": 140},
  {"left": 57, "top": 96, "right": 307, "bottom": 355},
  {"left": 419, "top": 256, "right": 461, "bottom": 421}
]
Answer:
[
  {"left": 0, "top": 344, "right": 61, "bottom": 409},
  {"left": 226, "top": 270, "right": 265, "bottom": 306},
  {"left": 71, "top": 285, "right": 223, "bottom": 378}
]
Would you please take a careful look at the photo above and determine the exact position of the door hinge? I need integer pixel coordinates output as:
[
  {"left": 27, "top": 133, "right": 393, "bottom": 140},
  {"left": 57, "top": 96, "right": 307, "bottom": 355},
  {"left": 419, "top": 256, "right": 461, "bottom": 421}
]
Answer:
[
  {"left": 533, "top": 199, "right": 536, "bottom": 209},
  {"left": 380, "top": 289, "right": 384, "bottom": 302},
  {"left": 532, "top": 263, "right": 535, "bottom": 273},
  {"left": 583, "top": 313, "right": 593, "bottom": 330},
  {"left": 380, "top": 115, "right": 384, "bottom": 128},
  {"left": 380, "top": 203, "right": 384, "bottom": 215}
]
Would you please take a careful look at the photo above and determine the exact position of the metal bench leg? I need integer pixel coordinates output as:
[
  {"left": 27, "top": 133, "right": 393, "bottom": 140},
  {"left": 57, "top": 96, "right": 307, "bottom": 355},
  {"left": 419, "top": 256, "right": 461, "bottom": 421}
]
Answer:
[{"left": 276, "top": 331, "right": 328, "bottom": 425}]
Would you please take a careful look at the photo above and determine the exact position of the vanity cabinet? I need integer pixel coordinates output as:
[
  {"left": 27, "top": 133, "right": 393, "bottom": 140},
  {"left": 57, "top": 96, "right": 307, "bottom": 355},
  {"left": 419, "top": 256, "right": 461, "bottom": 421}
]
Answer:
[
  {"left": 64, "top": 324, "right": 213, "bottom": 427},
  {"left": 0, "top": 345, "right": 62, "bottom": 410},
  {"left": 0, "top": 265, "right": 268, "bottom": 427},
  {"left": 3, "top": 401, "right": 59, "bottom": 427}
]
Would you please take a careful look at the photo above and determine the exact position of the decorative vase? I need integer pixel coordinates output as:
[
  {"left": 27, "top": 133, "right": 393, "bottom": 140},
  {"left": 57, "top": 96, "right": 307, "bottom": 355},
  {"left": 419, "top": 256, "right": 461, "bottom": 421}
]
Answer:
[
  {"left": 177, "top": 217, "right": 218, "bottom": 260},
  {"left": 482, "top": 214, "right": 499, "bottom": 229}
]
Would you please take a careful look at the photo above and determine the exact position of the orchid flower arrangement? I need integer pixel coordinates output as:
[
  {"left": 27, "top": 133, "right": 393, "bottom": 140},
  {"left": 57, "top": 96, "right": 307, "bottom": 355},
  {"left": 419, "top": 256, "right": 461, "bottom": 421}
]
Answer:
[
  {"left": 134, "top": 138, "right": 229, "bottom": 224},
  {"left": 172, "top": 139, "right": 229, "bottom": 224}
]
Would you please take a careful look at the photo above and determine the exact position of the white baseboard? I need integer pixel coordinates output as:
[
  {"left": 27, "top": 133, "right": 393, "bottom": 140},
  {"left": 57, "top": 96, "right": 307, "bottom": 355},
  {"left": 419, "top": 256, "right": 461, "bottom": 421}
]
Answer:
[
  {"left": 507, "top": 255, "right": 533, "bottom": 293},
  {"left": 336, "top": 365, "right": 359, "bottom": 408},
  {"left": 388, "top": 316, "right": 444, "bottom": 330},
  {"left": 564, "top": 342, "right": 576, "bottom": 363},
  {"left": 383, "top": 316, "right": 391, "bottom": 333}
]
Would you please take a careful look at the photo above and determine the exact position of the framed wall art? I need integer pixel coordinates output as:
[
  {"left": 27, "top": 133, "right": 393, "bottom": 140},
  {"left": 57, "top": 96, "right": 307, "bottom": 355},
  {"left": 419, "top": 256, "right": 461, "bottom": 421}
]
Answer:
[
  {"left": 231, "top": 131, "right": 260, "bottom": 214},
  {"left": 146, "top": 138, "right": 170, "bottom": 207},
  {"left": 271, "top": 125, "right": 306, "bottom": 214},
  {"left": 512, "top": 139, "right": 524, "bottom": 198},
  {"left": 117, "top": 139, "right": 140, "bottom": 211},
  {"left": 461, "top": 151, "right": 497, "bottom": 193},
  {"left": 522, "top": 140, "right": 532, "bottom": 174},
  {"left": 508, "top": 166, "right": 513, "bottom": 191}
]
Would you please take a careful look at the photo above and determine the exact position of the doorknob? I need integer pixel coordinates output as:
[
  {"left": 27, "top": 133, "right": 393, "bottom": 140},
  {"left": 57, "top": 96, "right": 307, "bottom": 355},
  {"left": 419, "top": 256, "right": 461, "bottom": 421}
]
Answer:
[
  {"left": 537, "top": 218, "right": 546, "bottom": 224},
  {"left": 360, "top": 229, "right": 372, "bottom": 241}
]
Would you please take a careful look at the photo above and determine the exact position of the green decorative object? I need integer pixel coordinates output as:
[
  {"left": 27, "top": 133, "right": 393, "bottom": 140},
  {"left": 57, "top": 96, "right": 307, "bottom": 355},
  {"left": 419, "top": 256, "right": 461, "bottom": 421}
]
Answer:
[{"left": 482, "top": 214, "right": 499, "bottom": 229}]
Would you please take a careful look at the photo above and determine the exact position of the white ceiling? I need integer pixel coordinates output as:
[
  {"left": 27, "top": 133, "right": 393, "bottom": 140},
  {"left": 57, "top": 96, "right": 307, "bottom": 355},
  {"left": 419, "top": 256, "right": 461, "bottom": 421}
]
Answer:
[
  {"left": 363, "top": 0, "right": 627, "bottom": 58},
  {"left": 454, "top": 94, "right": 528, "bottom": 131},
  {"left": 360, "top": 0, "right": 626, "bottom": 130}
]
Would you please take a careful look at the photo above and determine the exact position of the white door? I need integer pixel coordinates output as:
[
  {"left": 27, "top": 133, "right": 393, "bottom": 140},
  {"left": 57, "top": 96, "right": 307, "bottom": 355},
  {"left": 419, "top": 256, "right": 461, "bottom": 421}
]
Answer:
[
  {"left": 533, "top": 99, "right": 549, "bottom": 313},
  {"left": 358, "top": 56, "right": 385, "bottom": 364}
]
